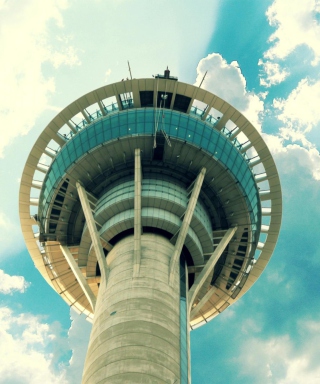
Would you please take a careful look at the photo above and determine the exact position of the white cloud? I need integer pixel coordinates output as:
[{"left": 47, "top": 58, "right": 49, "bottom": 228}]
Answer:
[
  {"left": 266, "top": 266, "right": 285, "bottom": 285},
  {"left": 261, "top": 132, "right": 285, "bottom": 155},
  {"left": 195, "top": 53, "right": 264, "bottom": 130},
  {"left": 260, "top": 0, "right": 320, "bottom": 86},
  {"left": 64, "top": 310, "right": 91, "bottom": 384},
  {"left": 263, "top": 133, "right": 320, "bottom": 180},
  {"left": 237, "top": 319, "right": 320, "bottom": 384},
  {"left": 258, "top": 59, "right": 290, "bottom": 87},
  {"left": 0, "top": 0, "right": 80, "bottom": 157},
  {"left": 269, "top": 77, "right": 320, "bottom": 166},
  {"left": 261, "top": 77, "right": 320, "bottom": 182},
  {"left": 273, "top": 78, "right": 320, "bottom": 133},
  {"left": 0, "top": 306, "right": 93, "bottom": 384},
  {"left": 0, "top": 270, "right": 29, "bottom": 294},
  {"left": 264, "top": 0, "right": 320, "bottom": 64},
  {"left": 0, "top": 307, "right": 68, "bottom": 384},
  {"left": 241, "top": 318, "right": 263, "bottom": 335}
]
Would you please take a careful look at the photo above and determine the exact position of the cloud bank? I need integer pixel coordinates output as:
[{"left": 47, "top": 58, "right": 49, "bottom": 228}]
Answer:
[
  {"left": 260, "top": 0, "right": 320, "bottom": 86},
  {"left": 0, "top": 0, "right": 80, "bottom": 157},
  {"left": 0, "top": 270, "right": 29, "bottom": 294},
  {"left": 195, "top": 53, "right": 264, "bottom": 130},
  {"left": 0, "top": 307, "right": 69, "bottom": 384}
]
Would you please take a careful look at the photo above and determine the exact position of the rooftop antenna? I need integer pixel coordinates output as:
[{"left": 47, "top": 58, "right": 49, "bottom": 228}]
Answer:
[
  {"left": 199, "top": 70, "right": 207, "bottom": 88},
  {"left": 127, "top": 61, "right": 133, "bottom": 80},
  {"left": 164, "top": 66, "right": 170, "bottom": 79}
]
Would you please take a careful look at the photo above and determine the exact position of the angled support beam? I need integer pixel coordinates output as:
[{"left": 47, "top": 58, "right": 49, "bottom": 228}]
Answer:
[
  {"left": 190, "top": 285, "right": 216, "bottom": 320},
  {"left": 76, "top": 182, "right": 109, "bottom": 284},
  {"left": 214, "top": 109, "right": 233, "bottom": 131},
  {"left": 188, "top": 226, "right": 237, "bottom": 310},
  {"left": 81, "top": 109, "right": 91, "bottom": 124},
  {"left": 100, "top": 235, "right": 113, "bottom": 252},
  {"left": 169, "top": 168, "right": 206, "bottom": 286},
  {"left": 66, "top": 120, "right": 78, "bottom": 134},
  {"left": 55, "top": 132, "right": 68, "bottom": 146},
  {"left": 133, "top": 148, "right": 142, "bottom": 277},
  {"left": 60, "top": 245, "right": 96, "bottom": 311}
]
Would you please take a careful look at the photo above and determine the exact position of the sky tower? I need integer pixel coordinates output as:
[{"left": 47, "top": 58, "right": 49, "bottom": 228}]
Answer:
[{"left": 19, "top": 68, "right": 282, "bottom": 383}]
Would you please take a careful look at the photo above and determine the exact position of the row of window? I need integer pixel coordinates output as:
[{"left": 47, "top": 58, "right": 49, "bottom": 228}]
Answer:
[{"left": 39, "top": 109, "right": 260, "bottom": 239}]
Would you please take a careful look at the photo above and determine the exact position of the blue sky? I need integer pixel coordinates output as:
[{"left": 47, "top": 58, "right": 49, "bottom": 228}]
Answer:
[{"left": 0, "top": 0, "right": 320, "bottom": 383}]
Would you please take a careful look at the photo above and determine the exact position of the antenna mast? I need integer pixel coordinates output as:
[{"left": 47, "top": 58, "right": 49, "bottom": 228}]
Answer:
[
  {"left": 127, "top": 61, "right": 133, "bottom": 80},
  {"left": 199, "top": 70, "right": 207, "bottom": 88}
]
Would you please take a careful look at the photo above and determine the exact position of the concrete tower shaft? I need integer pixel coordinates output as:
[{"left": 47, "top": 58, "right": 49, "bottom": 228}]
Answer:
[
  {"left": 82, "top": 235, "right": 182, "bottom": 383},
  {"left": 19, "top": 72, "right": 282, "bottom": 383}
]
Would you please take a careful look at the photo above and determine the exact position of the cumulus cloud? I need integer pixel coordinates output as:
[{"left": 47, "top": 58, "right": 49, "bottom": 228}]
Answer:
[
  {"left": 0, "top": 307, "right": 68, "bottom": 384},
  {"left": 0, "top": 270, "right": 29, "bottom": 294},
  {"left": 237, "top": 320, "right": 320, "bottom": 383},
  {"left": 258, "top": 60, "right": 290, "bottom": 87},
  {"left": 265, "top": 0, "right": 320, "bottom": 64},
  {"left": 64, "top": 310, "right": 91, "bottom": 384},
  {"left": 195, "top": 53, "right": 264, "bottom": 129},
  {"left": 259, "top": 76, "right": 320, "bottom": 181},
  {"left": 263, "top": 134, "right": 320, "bottom": 180},
  {"left": 273, "top": 78, "right": 320, "bottom": 134},
  {"left": 267, "top": 77, "right": 320, "bottom": 167},
  {"left": 0, "top": 0, "right": 80, "bottom": 157},
  {"left": 260, "top": 0, "right": 320, "bottom": 86},
  {"left": 0, "top": 305, "right": 93, "bottom": 384}
]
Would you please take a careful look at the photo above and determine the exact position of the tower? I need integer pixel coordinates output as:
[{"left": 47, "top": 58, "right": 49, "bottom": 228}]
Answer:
[{"left": 19, "top": 69, "right": 282, "bottom": 383}]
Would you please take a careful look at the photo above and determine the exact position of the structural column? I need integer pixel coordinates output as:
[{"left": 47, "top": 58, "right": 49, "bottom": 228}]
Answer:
[
  {"left": 82, "top": 234, "right": 182, "bottom": 384},
  {"left": 169, "top": 168, "right": 206, "bottom": 286},
  {"left": 188, "top": 227, "right": 237, "bottom": 310},
  {"left": 76, "top": 182, "right": 109, "bottom": 284},
  {"left": 60, "top": 245, "right": 96, "bottom": 311}
]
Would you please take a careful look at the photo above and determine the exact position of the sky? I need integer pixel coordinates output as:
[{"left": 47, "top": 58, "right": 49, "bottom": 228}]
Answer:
[{"left": 0, "top": 0, "right": 320, "bottom": 383}]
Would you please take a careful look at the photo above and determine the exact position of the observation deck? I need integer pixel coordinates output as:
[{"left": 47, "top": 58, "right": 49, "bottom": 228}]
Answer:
[{"left": 19, "top": 72, "right": 282, "bottom": 329}]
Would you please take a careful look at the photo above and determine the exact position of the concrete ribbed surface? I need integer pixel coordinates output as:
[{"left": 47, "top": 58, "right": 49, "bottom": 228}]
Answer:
[{"left": 82, "top": 234, "right": 180, "bottom": 384}]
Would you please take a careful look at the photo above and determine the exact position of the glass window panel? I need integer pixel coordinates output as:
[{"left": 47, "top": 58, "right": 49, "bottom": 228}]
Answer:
[
  {"left": 170, "top": 112, "right": 180, "bottom": 126},
  {"left": 40, "top": 109, "right": 260, "bottom": 241},
  {"left": 82, "top": 137, "right": 90, "bottom": 153},
  {"left": 119, "top": 113, "right": 128, "bottom": 126},
  {"left": 128, "top": 111, "right": 136, "bottom": 124},
  {"left": 75, "top": 142, "right": 83, "bottom": 158},
  {"left": 120, "top": 125, "right": 128, "bottom": 135},
  {"left": 216, "top": 135, "right": 226, "bottom": 151},
  {"left": 200, "top": 137, "right": 209, "bottom": 148},
  {"left": 144, "top": 121, "right": 153, "bottom": 134},
  {"left": 207, "top": 139, "right": 217, "bottom": 154},
  {"left": 137, "top": 111, "right": 145, "bottom": 124}
]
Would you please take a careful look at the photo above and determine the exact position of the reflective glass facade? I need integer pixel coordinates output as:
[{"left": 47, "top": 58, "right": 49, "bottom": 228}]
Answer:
[{"left": 39, "top": 109, "right": 260, "bottom": 241}]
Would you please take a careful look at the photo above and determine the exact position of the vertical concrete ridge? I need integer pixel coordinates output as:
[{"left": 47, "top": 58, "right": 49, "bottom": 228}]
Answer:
[{"left": 133, "top": 148, "right": 142, "bottom": 277}]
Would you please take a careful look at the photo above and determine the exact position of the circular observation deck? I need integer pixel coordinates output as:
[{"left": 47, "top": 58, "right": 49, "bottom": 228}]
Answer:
[{"left": 19, "top": 76, "right": 282, "bottom": 327}]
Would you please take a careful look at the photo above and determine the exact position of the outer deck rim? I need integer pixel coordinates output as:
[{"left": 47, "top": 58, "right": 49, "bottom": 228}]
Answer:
[{"left": 19, "top": 78, "right": 282, "bottom": 322}]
